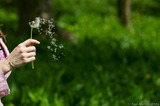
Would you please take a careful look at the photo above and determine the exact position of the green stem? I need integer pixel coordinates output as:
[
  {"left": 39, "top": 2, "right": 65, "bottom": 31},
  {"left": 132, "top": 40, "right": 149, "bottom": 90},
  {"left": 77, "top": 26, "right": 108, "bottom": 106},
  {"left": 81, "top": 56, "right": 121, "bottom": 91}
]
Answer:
[
  {"left": 31, "top": 27, "right": 33, "bottom": 39},
  {"left": 30, "top": 27, "right": 34, "bottom": 69}
]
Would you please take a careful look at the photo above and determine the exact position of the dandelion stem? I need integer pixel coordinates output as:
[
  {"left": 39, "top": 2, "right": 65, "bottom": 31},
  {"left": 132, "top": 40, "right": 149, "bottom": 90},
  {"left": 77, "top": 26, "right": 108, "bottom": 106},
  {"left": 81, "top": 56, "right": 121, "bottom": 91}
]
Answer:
[
  {"left": 30, "top": 27, "right": 34, "bottom": 69},
  {"left": 32, "top": 61, "right": 34, "bottom": 69},
  {"left": 31, "top": 27, "right": 33, "bottom": 39}
]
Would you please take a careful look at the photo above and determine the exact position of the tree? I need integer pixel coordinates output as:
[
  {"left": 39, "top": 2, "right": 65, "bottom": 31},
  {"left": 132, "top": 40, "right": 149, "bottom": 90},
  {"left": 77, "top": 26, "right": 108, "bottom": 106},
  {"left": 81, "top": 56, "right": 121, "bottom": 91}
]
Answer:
[
  {"left": 17, "top": 0, "right": 73, "bottom": 41},
  {"left": 118, "top": 0, "right": 131, "bottom": 27}
]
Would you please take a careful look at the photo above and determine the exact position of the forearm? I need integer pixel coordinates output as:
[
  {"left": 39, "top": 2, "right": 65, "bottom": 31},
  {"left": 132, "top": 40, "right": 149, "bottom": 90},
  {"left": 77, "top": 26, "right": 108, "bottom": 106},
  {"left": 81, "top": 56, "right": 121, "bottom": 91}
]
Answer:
[{"left": 0, "top": 58, "right": 12, "bottom": 75}]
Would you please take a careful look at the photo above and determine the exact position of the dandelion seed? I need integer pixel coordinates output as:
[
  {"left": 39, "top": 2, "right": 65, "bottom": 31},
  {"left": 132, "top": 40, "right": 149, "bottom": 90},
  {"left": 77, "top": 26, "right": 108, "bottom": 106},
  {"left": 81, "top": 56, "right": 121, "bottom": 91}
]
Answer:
[
  {"left": 48, "top": 31, "right": 52, "bottom": 34},
  {"left": 51, "top": 41, "right": 56, "bottom": 45},
  {"left": 52, "top": 38, "right": 56, "bottom": 42},
  {"left": 52, "top": 54, "right": 58, "bottom": 61},
  {"left": 61, "top": 53, "right": 65, "bottom": 56},
  {"left": 54, "top": 48, "right": 57, "bottom": 53},
  {"left": 59, "top": 44, "right": 64, "bottom": 49},
  {"left": 47, "top": 46, "right": 51, "bottom": 50},
  {"left": 49, "top": 35, "right": 53, "bottom": 39},
  {"left": 50, "top": 48, "right": 53, "bottom": 51}
]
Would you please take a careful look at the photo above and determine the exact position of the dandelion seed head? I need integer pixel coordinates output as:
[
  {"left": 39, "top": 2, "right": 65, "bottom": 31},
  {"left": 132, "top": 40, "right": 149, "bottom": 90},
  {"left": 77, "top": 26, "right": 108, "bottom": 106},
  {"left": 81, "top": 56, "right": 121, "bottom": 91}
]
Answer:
[{"left": 29, "top": 17, "right": 40, "bottom": 28}]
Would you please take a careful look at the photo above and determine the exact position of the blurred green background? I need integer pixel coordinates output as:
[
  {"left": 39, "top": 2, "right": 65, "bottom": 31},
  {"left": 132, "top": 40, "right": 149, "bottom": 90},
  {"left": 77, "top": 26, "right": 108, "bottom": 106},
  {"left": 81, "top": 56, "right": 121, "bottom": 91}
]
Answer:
[{"left": 0, "top": 0, "right": 160, "bottom": 105}]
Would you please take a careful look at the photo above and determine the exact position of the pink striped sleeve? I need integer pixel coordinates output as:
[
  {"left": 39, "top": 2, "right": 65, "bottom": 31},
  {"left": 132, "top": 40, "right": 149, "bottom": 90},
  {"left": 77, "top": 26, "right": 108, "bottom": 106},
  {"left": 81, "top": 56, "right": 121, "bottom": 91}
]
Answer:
[
  {"left": 4, "top": 72, "right": 11, "bottom": 80},
  {"left": 0, "top": 38, "right": 11, "bottom": 80},
  {"left": 0, "top": 69, "right": 10, "bottom": 98}
]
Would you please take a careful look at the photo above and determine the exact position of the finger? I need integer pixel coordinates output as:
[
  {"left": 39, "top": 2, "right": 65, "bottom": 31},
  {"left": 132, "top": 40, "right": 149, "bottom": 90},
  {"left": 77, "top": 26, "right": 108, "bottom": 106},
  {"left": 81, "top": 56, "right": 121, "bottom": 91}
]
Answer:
[
  {"left": 24, "top": 52, "right": 36, "bottom": 58},
  {"left": 24, "top": 57, "right": 36, "bottom": 63},
  {"left": 25, "top": 46, "right": 36, "bottom": 52},
  {"left": 22, "top": 39, "right": 40, "bottom": 46}
]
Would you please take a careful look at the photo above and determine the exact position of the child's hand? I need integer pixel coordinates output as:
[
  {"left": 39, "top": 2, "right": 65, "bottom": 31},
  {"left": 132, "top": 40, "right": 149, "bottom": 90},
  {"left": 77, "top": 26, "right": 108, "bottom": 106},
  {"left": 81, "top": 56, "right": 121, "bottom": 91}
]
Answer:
[{"left": 0, "top": 39, "right": 40, "bottom": 74}]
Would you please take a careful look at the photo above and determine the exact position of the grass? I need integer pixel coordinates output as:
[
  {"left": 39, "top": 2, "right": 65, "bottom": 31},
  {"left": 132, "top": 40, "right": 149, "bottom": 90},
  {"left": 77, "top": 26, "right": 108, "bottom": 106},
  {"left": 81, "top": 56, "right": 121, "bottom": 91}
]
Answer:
[{"left": 0, "top": 0, "right": 160, "bottom": 105}]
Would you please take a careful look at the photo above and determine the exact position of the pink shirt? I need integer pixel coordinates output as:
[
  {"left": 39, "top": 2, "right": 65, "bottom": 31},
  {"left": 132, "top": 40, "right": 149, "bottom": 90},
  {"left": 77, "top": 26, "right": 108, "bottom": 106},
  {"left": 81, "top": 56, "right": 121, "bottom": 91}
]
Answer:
[{"left": 0, "top": 37, "right": 11, "bottom": 106}]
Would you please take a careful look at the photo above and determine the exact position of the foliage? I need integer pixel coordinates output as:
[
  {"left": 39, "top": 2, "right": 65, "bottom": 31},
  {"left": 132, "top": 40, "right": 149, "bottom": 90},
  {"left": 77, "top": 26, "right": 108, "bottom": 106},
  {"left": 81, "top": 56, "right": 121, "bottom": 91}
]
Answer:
[{"left": 0, "top": 0, "right": 160, "bottom": 105}]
